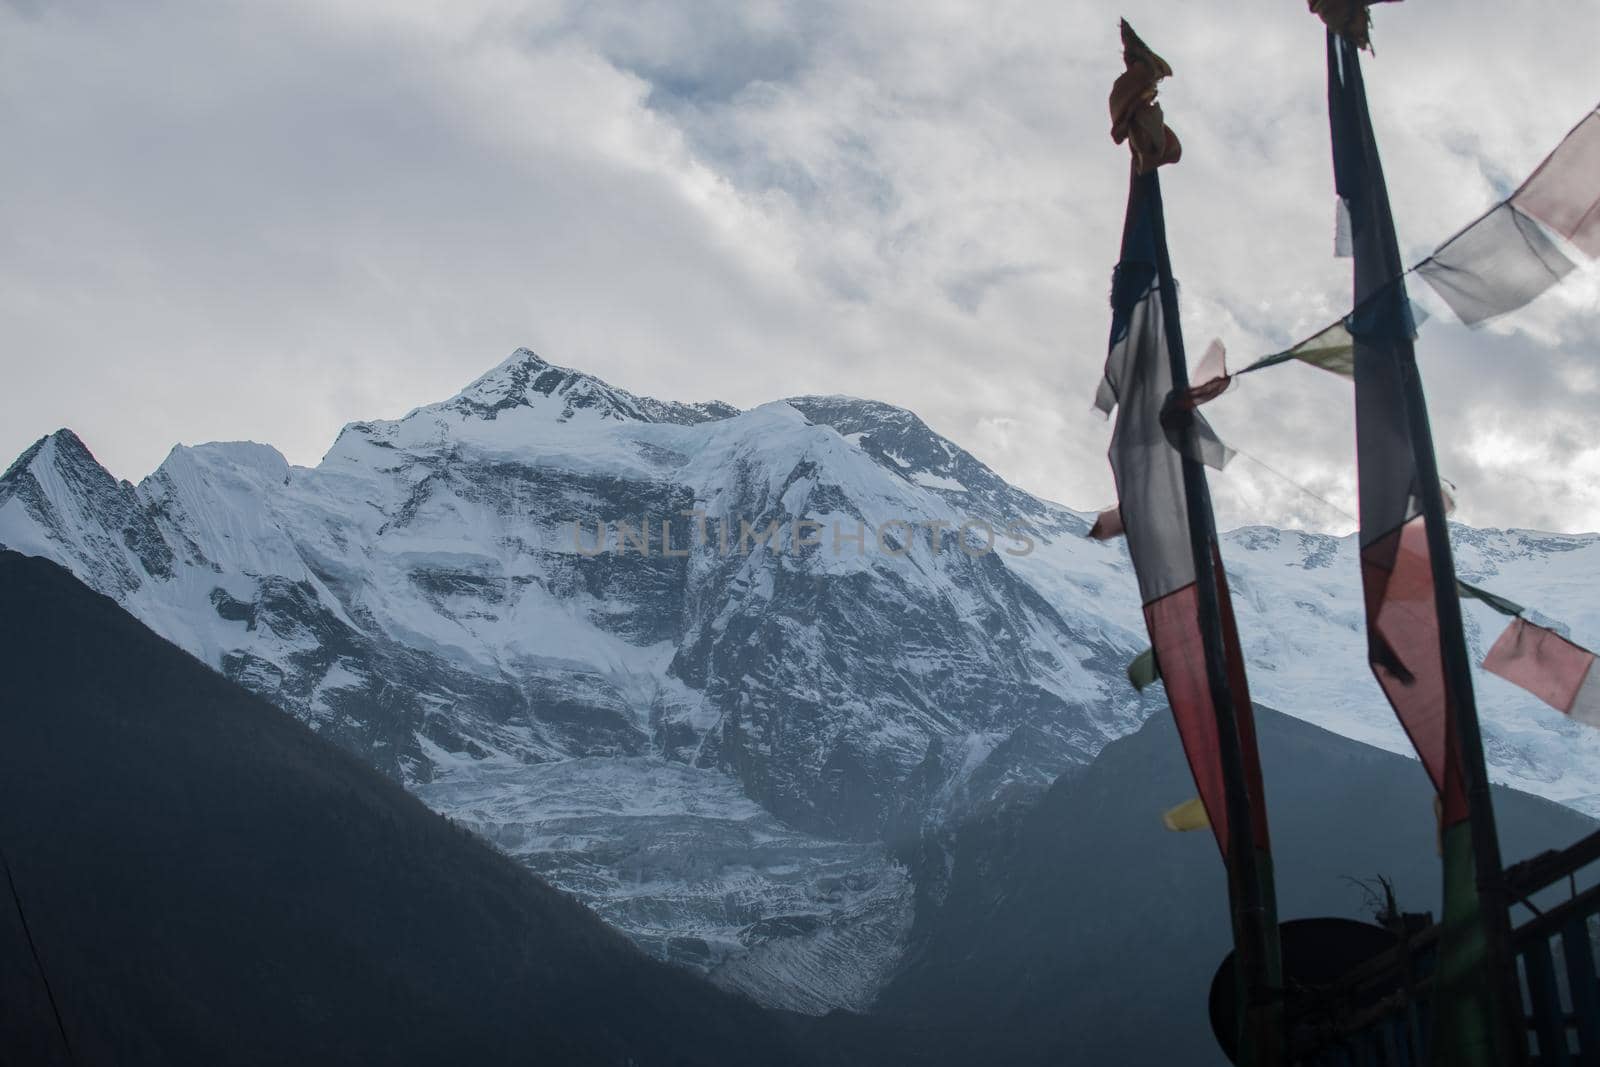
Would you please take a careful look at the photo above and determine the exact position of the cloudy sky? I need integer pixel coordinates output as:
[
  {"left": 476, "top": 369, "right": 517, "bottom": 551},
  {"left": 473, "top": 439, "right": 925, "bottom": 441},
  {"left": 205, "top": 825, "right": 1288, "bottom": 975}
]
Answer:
[{"left": 3, "top": 0, "right": 1598, "bottom": 534}]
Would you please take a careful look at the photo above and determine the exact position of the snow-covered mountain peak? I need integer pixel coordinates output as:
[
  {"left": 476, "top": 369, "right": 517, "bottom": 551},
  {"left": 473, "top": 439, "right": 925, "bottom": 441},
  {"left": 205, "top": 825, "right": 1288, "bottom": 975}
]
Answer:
[
  {"left": 149, "top": 440, "right": 292, "bottom": 490},
  {"left": 1, "top": 428, "right": 98, "bottom": 488},
  {"left": 138, "top": 442, "right": 307, "bottom": 580},
  {"left": 0, "top": 429, "right": 173, "bottom": 595},
  {"left": 318, "top": 349, "right": 745, "bottom": 470},
  {"left": 786, "top": 394, "right": 1088, "bottom": 533},
  {"left": 440, "top": 346, "right": 740, "bottom": 429},
  {"left": 8, "top": 347, "right": 1600, "bottom": 1014}
]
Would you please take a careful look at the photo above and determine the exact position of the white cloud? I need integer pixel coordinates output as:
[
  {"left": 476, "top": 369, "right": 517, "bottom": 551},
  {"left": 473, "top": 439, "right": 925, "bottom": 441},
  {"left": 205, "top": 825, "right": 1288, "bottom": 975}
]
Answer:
[{"left": 2, "top": 0, "right": 1597, "bottom": 534}]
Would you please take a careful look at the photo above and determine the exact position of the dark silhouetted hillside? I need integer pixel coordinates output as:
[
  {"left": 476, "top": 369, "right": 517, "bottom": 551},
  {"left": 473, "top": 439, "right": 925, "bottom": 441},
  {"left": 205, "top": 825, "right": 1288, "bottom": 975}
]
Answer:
[
  {"left": 867, "top": 706, "right": 1596, "bottom": 1065},
  {"left": 0, "top": 550, "right": 810, "bottom": 1067}
]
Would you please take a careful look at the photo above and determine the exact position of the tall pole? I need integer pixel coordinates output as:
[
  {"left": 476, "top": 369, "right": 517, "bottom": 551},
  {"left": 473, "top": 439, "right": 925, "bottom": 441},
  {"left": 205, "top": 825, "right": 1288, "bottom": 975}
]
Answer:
[
  {"left": 1399, "top": 338, "right": 1523, "bottom": 1066},
  {"left": 1327, "top": 28, "right": 1522, "bottom": 1063},
  {"left": 1145, "top": 171, "right": 1283, "bottom": 1066},
  {"left": 1108, "top": 23, "right": 1283, "bottom": 1061}
]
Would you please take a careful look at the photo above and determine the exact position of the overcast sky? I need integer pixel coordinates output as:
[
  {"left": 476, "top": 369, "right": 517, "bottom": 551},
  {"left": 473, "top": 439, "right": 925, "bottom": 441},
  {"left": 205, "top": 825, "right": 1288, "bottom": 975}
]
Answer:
[{"left": 3, "top": 0, "right": 1598, "bottom": 534}]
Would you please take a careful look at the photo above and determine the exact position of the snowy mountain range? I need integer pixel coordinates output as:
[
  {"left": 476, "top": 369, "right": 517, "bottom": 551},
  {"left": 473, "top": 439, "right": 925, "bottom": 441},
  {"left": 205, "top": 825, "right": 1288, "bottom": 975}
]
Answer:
[{"left": 5, "top": 347, "right": 1599, "bottom": 1012}]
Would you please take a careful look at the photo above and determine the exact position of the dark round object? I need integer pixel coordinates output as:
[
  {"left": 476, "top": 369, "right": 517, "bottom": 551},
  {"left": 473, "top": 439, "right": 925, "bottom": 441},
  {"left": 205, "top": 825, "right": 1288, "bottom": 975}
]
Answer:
[{"left": 1208, "top": 917, "right": 1399, "bottom": 1063}]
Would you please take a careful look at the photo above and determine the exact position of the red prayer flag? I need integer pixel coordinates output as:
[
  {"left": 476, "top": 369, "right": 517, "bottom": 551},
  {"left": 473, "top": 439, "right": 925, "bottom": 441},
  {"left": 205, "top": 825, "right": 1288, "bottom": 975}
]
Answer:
[{"left": 1483, "top": 617, "right": 1600, "bottom": 726}]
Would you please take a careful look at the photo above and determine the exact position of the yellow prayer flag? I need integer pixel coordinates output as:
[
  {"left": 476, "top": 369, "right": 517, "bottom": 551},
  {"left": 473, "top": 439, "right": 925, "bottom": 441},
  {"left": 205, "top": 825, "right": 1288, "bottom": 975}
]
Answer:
[{"left": 1162, "top": 796, "right": 1210, "bottom": 832}]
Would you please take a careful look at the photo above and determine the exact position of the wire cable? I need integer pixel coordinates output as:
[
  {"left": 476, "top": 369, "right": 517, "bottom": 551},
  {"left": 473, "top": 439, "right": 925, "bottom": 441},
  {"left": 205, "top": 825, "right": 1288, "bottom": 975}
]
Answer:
[
  {"left": 1, "top": 846, "right": 75, "bottom": 1065},
  {"left": 1229, "top": 445, "right": 1358, "bottom": 527}
]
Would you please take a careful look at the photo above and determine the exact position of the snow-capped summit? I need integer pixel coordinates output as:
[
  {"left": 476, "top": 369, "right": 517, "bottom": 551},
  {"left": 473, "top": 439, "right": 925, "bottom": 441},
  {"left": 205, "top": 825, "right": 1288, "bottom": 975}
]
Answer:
[
  {"left": 0, "top": 428, "right": 173, "bottom": 596},
  {"left": 5, "top": 347, "right": 1600, "bottom": 1012},
  {"left": 0, "top": 351, "right": 1149, "bottom": 1012},
  {"left": 785, "top": 394, "right": 1085, "bottom": 532},
  {"left": 442, "top": 346, "right": 739, "bottom": 427}
]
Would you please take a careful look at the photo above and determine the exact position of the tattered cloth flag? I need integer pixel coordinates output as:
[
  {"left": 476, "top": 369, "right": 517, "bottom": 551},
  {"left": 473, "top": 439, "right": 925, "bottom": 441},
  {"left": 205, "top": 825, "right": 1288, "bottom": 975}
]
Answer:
[
  {"left": 1513, "top": 106, "right": 1600, "bottom": 259},
  {"left": 1484, "top": 619, "right": 1600, "bottom": 725},
  {"left": 1163, "top": 796, "right": 1210, "bottom": 832},
  {"left": 1186, "top": 102, "right": 1600, "bottom": 408},
  {"left": 1394, "top": 102, "right": 1600, "bottom": 326},
  {"left": 1156, "top": 340, "right": 1240, "bottom": 464},
  {"left": 1163, "top": 292, "right": 1427, "bottom": 413},
  {"left": 1086, "top": 506, "right": 1125, "bottom": 541},
  {"left": 1327, "top": 30, "right": 1504, "bottom": 1066},
  {"left": 1109, "top": 21, "right": 1180, "bottom": 175},
  {"left": 1415, "top": 201, "right": 1576, "bottom": 327},
  {"left": 1308, "top": 0, "right": 1402, "bottom": 53},
  {"left": 1459, "top": 580, "right": 1600, "bottom": 727},
  {"left": 1127, "top": 645, "right": 1159, "bottom": 691},
  {"left": 1251, "top": 317, "right": 1357, "bottom": 379},
  {"left": 1094, "top": 169, "right": 1270, "bottom": 864},
  {"left": 1249, "top": 284, "right": 1427, "bottom": 382}
]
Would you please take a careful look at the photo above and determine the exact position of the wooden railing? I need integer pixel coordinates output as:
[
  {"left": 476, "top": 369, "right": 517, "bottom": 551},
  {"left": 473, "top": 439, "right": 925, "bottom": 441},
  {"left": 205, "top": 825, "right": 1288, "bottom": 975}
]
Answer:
[{"left": 1286, "top": 829, "right": 1600, "bottom": 1065}]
